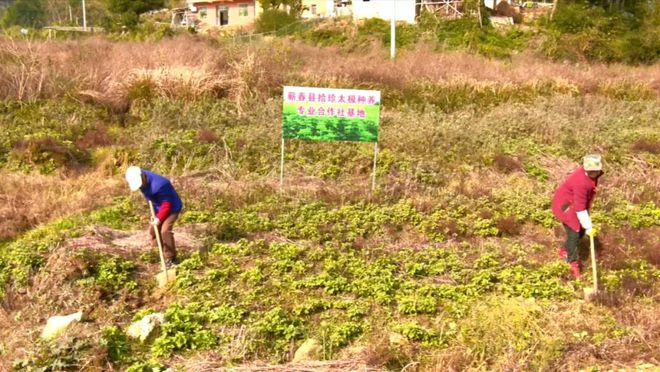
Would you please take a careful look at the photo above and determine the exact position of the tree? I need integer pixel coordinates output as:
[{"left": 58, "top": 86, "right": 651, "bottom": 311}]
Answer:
[
  {"left": 2, "top": 0, "right": 47, "bottom": 28},
  {"left": 260, "top": 0, "right": 302, "bottom": 15},
  {"left": 106, "top": 0, "right": 165, "bottom": 27}
]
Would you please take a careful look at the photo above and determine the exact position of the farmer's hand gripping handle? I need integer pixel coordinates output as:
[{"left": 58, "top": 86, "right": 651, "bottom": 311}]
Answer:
[{"left": 149, "top": 201, "right": 168, "bottom": 274}]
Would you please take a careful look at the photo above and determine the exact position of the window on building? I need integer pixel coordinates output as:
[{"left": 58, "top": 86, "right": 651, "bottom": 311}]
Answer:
[
  {"left": 198, "top": 6, "right": 208, "bottom": 19},
  {"left": 217, "top": 6, "right": 229, "bottom": 25},
  {"left": 239, "top": 4, "right": 248, "bottom": 16}
]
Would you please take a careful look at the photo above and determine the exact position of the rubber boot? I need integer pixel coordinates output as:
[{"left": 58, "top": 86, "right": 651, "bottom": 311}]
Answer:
[
  {"left": 569, "top": 261, "right": 581, "bottom": 279},
  {"left": 559, "top": 247, "right": 568, "bottom": 260}
]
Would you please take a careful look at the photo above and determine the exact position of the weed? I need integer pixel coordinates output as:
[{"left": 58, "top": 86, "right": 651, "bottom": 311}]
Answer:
[
  {"left": 152, "top": 303, "right": 220, "bottom": 357},
  {"left": 89, "top": 197, "right": 140, "bottom": 229},
  {"left": 101, "top": 326, "right": 131, "bottom": 364},
  {"left": 456, "top": 297, "right": 564, "bottom": 370},
  {"left": 395, "top": 321, "right": 438, "bottom": 344},
  {"left": 209, "top": 304, "right": 247, "bottom": 326},
  {"left": 0, "top": 217, "right": 82, "bottom": 299},
  {"left": 125, "top": 360, "right": 166, "bottom": 372},
  {"left": 12, "top": 338, "right": 92, "bottom": 371},
  {"left": 255, "top": 307, "right": 305, "bottom": 358},
  {"left": 319, "top": 319, "right": 364, "bottom": 357},
  {"left": 77, "top": 254, "right": 138, "bottom": 296}
]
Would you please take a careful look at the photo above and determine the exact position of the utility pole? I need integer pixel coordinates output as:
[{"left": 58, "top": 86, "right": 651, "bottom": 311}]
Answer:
[
  {"left": 390, "top": 0, "right": 396, "bottom": 59},
  {"left": 82, "top": 0, "right": 87, "bottom": 31}
]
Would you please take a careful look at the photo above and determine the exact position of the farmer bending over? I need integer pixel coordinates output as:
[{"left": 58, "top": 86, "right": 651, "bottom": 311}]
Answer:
[
  {"left": 551, "top": 154, "right": 603, "bottom": 279},
  {"left": 125, "top": 166, "right": 183, "bottom": 268}
]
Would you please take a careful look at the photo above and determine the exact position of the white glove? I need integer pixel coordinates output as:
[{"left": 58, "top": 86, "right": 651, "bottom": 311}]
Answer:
[
  {"left": 150, "top": 216, "right": 160, "bottom": 226},
  {"left": 576, "top": 210, "right": 592, "bottom": 231}
]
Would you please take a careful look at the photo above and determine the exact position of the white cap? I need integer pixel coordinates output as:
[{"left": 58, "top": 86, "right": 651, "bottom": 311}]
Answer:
[
  {"left": 125, "top": 166, "right": 143, "bottom": 191},
  {"left": 583, "top": 154, "right": 603, "bottom": 171}
]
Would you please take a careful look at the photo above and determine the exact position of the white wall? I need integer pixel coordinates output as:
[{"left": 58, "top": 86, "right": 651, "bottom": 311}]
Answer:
[
  {"left": 485, "top": 0, "right": 504, "bottom": 9},
  {"left": 352, "top": 0, "right": 417, "bottom": 24}
]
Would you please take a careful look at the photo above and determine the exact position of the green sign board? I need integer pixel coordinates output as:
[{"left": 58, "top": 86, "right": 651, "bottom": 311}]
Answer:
[{"left": 282, "top": 86, "right": 381, "bottom": 142}]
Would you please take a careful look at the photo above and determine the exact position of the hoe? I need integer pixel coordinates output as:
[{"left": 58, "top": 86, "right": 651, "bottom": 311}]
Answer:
[
  {"left": 149, "top": 201, "right": 176, "bottom": 288},
  {"left": 583, "top": 234, "right": 598, "bottom": 301}
]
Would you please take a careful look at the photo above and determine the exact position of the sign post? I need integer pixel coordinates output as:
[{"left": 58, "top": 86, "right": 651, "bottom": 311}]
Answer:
[
  {"left": 372, "top": 142, "right": 378, "bottom": 191},
  {"left": 279, "top": 137, "right": 285, "bottom": 191},
  {"left": 280, "top": 86, "right": 382, "bottom": 192},
  {"left": 391, "top": 0, "right": 396, "bottom": 59},
  {"left": 82, "top": 0, "right": 87, "bottom": 31}
]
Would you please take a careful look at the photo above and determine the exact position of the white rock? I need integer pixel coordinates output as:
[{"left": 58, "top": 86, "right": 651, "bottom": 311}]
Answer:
[
  {"left": 42, "top": 311, "right": 83, "bottom": 340},
  {"left": 389, "top": 332, "right": 408, "bottom": 347},
  {"left": 293, "top": 338, "right": 321, "bottom": 362},
  {"left": 127, "top": 313, "right": 164, "bottom": 342}
]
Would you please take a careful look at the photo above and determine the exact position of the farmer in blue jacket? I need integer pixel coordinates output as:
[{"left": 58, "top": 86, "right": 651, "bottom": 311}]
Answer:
[{"left": 125, "top": 166, "right": 183, "bottom": 267}]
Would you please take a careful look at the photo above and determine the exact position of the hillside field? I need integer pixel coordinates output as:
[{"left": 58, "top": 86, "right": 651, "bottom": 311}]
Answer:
[{"left": 0, "top": 35, "right": 659, "bottom": 371}]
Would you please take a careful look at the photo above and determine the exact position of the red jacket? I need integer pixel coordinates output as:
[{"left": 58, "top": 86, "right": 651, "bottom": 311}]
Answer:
[{"left": 551, "top": 166, "right": 599, "bottom": 232}]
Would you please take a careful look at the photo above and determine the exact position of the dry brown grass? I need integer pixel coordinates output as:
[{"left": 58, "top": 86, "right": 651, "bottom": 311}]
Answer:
[
  {"left": 631, "top": 139, "right": 660, "bottom": 155},
  {"left": 291, "top": 43, "right": 660, "bottom": 95},
  {"left": 1, "top": 37, "right": 658, "bottom": 106},
  {"left": 560, "top": 302, "right": 660, "bottom": 370},
  {"left": 0, "top": 169, "right": 123, "bottom": 239}
]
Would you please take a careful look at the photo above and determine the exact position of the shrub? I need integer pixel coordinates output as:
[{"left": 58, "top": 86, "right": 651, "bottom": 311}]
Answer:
[
  {"left": 1, "top": 0, "right": 46, "bottom": 28},
  {"left": 541, "top": 2, "right": 659, "bottom": 64},
  {"left": 255, "top": 10, "right": 298, "bottom": 34},
  {"left": 457, "top": 297, "right": 564, "bottom": 370},
  {"left": 10, "top": 136, "right": 88, "bottom": 173}
]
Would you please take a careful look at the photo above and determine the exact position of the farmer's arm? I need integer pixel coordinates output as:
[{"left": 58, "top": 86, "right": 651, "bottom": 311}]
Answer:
[
  {"left": 156, "top": 201, "right": 172, "bottom": 221},
  {"left": 573, "top": 184, "right": 592, "bottom": 230},
  {"left": 153, "top": 183, "right": 178, "bottom": 221}
]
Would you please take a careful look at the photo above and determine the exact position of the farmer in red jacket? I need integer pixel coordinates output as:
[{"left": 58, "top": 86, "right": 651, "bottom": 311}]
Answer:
[
  {"left": 551, "top": 154, "right": 603, "bottom": 279},
  {"left": 125, "top": 166, "right": 183, "bottom": 268}
]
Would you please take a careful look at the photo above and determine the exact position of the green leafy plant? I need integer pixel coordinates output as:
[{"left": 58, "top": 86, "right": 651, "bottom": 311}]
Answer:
[
  {"left": 152, "top": 303, "right": 219, "bottom": 357},
  {"left": 101, "top": 326, "right": 131, "bottom": 364},
  {"left": 77, "top": 254, "right": 138, "bottom": 294}
]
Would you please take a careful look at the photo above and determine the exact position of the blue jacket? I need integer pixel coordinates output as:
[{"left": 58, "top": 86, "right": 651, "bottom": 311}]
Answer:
[{"left": 140, "top": 169, "right": 183, "bottom": 218}]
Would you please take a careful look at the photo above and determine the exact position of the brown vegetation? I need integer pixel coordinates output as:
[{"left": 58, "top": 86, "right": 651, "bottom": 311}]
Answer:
[
  {"left": 1, "top": 37, "right": 659, "bottom": 106},
  {"left": 197, "top": 128, "right": 220, "bottom": 144},
  {"left": 0, "top": 170, "right": 123, "bottom": 239},
  {"left": 631, "top": 139, "right": 660, "bottom": 154},
  {"left": 493, "top": 154, "right": 523, "bottom": 174}
]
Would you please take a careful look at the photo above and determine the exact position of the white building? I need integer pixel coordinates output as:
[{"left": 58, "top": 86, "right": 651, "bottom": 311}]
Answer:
[
  {"left": 352, "top": 0, "right": 417, "bottom": 24},
  {"left": 484, "top": 0, "right": 508, "bottom": 9}
]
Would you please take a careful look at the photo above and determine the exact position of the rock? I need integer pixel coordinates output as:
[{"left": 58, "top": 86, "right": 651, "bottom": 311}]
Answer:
[
  {"left": 293, "top": 338, "right": 322, "bottom": 362},
  {"left": 42, "top": 311, "right": 83, "bottom": 340},
  {"left": 389, "top": 332, "right": 408, "bottom": 347},
  {"left": 127, "top": 313, "right": 164, "bottom": 342}
]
